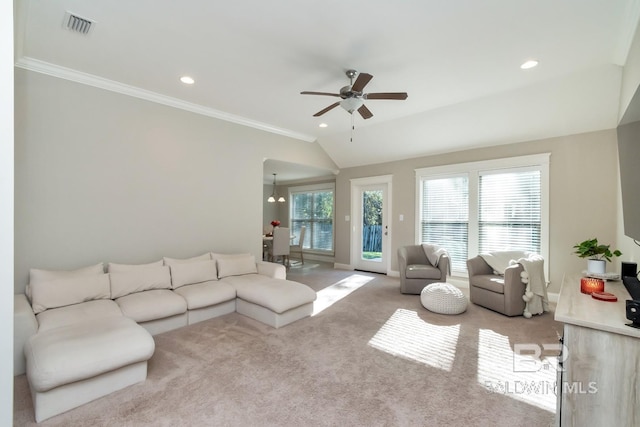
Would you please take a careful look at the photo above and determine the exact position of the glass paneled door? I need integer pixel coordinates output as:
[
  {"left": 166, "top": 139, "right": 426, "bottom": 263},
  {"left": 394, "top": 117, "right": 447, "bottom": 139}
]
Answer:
[{"left": 352, "top": 178, "right": 390, "bottom": 274}]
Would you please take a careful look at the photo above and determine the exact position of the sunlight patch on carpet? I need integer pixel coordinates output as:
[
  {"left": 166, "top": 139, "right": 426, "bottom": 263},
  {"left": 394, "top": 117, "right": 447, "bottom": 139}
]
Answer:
[
  {"left": 312, "top": 274, "right": 373, "bottom": 315},
  {"left": 368, "top": 308, "right": 460, "bottom": 371},
  {"left": 477, "top": 328, "right": 557, "bottom": 413}
]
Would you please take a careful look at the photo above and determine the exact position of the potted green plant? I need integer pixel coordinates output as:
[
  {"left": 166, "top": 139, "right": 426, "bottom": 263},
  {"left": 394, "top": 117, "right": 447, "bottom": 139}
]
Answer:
[{"left": 573, "top": 238, "right": 622, "bottom": 274}]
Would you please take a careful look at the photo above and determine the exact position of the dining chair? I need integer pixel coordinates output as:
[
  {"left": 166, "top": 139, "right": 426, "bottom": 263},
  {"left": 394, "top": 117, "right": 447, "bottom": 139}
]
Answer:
[
  {"left": 289, "top": 226, "right": 306, "bottom": 265},
  {"left": 272, "top": 227, "right": 290, "bottom": 267}
]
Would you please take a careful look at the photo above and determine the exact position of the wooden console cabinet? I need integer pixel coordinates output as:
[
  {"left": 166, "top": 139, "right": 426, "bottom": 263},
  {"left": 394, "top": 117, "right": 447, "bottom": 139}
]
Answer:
[{"left": 555, "top": 274, "right": 640, "bottom": 426}]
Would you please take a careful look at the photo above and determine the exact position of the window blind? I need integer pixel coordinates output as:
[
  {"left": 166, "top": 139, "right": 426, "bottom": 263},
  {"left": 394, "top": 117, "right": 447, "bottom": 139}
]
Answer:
[
  {"left": 291, "top": 189, "right": 334, "bottom": 252},
  {"left": 478, "top": 169, "right": 541, "bottom": 254},
  {"left": 420, "top": 175, "right": 469, "bottom": 273}
]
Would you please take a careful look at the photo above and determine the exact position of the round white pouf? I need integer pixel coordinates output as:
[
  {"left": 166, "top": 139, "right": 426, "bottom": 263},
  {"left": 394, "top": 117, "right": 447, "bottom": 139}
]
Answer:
[{"left": 420, "top": 283, "right": 468, "bottom": 314}]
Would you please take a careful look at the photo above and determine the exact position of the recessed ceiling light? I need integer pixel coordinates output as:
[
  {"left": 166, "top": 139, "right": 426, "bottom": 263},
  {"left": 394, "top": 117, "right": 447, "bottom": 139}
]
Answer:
[
  {"left": 520, "top": 60, "right": 539, "bottom": 70},
  {"left": 180, "top": 76, "right": 195, "bottom": 85},
  {"left": 319, "top": 123, "right": 328, "bottom": 128}
]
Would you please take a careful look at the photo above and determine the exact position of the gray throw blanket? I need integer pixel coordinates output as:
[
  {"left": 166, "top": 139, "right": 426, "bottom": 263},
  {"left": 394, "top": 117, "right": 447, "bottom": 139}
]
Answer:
[{"left": 422, "top": 243, "right": 451, "bottom": 275}]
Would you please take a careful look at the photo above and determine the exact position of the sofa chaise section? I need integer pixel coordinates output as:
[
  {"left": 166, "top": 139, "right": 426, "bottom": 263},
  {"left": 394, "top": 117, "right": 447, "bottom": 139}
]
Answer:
[
  {"left": 218, "top": 256, "right": 316, "bottom": 328},
  {"left": 21, "top": 265, "right": 155, "bottom": 422},
  {"left": 25, "top": 316, "right": 154, "bottom": 422}
]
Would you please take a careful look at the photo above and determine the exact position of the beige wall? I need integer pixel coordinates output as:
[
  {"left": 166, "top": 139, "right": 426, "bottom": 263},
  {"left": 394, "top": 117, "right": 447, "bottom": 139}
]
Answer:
[
  {"left": 335, "top": 129, "right": 620, "bottom": 293},
  {"left": 13, "top": 69, "right": 337, "bottom": 293}
]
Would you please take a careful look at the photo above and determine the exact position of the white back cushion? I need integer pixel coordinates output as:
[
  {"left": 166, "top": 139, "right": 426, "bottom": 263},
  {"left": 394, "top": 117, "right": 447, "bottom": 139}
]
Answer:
[
  {"left": 30, "top": 263, "right": 105, "bottom": 284},
  {"left": 210, "top": 252, "right": 252, "bottom": 261},
  {"left": 217, "top": 255, "right": 257, "bottom": 278},
  {"left": 163, "top": 253, "right": 212, "bottom": 266},
  {"left": 107, "top": 260, "right": 163, "bottom": 273},
  {"left": 30, "top": 274, "right": 111, "bottom": 314},
  {"left": 28, "top": 262, "right": 104, "bottom": 302},
  {"left": 170, "top": 260, "right": 218, "bottom": 289},
  {"left": 109, "top": 266, "right": 171, "bottom": 299}
]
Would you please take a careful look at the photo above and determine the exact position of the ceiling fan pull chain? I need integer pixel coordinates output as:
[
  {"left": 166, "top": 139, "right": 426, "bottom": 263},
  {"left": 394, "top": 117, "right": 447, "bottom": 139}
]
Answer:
[{"left": 350, "top": 113, "right": 355, "bottom": 142}]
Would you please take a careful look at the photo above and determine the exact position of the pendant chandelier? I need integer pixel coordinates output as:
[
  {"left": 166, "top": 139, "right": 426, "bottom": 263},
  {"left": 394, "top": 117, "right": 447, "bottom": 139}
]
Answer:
[{"left": 267, "top": 173, "right": 285, "bottom": 203}]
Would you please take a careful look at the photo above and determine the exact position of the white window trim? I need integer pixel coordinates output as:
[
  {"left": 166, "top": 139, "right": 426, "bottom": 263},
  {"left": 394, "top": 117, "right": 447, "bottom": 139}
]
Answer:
[{"left": 415, "top": 153, "right": 550, "bottom": 278}]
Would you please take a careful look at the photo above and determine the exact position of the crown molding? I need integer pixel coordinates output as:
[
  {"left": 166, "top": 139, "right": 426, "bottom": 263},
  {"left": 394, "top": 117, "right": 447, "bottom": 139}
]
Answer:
[{"left": 15, "top": 57, "right": 317, "bottom": 143}]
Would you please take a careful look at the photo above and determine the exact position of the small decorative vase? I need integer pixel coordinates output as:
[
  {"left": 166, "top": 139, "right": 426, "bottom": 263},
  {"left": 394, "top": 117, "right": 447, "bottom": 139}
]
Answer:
[{"left": 587, "top": 259, "right": 606, "bottom": 274}]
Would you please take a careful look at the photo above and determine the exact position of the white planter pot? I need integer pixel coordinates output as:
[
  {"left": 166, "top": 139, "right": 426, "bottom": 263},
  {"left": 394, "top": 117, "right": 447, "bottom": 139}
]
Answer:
[{"left": 587, "top": 259, "right": 606, "bottom": 274}]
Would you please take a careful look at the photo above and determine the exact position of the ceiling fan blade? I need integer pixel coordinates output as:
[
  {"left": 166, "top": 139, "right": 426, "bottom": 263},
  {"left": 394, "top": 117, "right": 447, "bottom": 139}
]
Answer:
[
  {"left": 350, "top": 73, "right": 373, "bottom": 92},
  {"left": 301, "top": 91, "right": 341, "bottom": 97},
  {"left": 313, "top": 102, "right": 340, "bottom": 117},
  {"left": 358, "top": 104, "right": 373, "bottom": 120},
  {"left": 365, "top": 92, "right": 408, "bottom": 100}
]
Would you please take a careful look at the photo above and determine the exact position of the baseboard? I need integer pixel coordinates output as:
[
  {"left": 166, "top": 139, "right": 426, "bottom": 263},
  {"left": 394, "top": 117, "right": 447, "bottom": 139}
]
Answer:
[
  {"left": 302, "top": 253, "right": 335, "bottom": 263},
  {"left": 333, "top": 263, "right": 353, "bottom": 270},
  {"left": 448, "top": 276, "right": 469, "bottom": 288}
]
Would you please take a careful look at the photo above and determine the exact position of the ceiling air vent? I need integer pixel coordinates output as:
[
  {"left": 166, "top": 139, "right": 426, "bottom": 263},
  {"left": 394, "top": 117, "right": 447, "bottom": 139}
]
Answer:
[{"left": 63, "top": 12, "right": 94, "bottom": 35}]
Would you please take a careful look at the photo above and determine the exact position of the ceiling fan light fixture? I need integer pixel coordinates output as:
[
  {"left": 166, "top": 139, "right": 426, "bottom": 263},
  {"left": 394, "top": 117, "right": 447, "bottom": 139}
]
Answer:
[{"left": 340, "top": 97, "right": 364, "bottom": 114}]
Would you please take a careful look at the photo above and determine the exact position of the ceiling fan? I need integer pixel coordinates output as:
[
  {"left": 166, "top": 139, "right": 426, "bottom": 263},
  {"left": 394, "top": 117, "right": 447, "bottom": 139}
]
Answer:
[{"left": 300, "top": 69, "right": 408, "bottom": 120}]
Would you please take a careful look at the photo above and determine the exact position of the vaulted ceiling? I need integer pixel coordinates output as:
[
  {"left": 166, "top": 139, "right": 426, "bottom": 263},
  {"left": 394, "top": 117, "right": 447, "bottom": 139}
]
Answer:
[{"left": 15, "top": 0, "right": 640, "bottom": 180}]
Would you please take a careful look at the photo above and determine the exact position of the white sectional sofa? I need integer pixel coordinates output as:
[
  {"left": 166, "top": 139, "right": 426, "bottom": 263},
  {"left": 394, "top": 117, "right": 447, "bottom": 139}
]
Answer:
[{"left": 14, "top": 252, "right": 316, "bottom": 422}]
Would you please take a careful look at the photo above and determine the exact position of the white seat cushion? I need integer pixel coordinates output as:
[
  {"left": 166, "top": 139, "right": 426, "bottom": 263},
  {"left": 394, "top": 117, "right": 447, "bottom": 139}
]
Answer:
[
  {"left": 36, "top": 300, "right": 123, "bottom": 333},
  {"left": 406, "top": 264, "right": 441, "bottom": 280},
  {"left": 224, "top": 276, "right": 316, "bottom": 314},
  {"left": 420, "top": 283, "right": 468, "bottom": 315},
  {"left": 115, "top": 289, "right": 187, "bottom": 323},
  {"left": 25, "top": 316, "right": 154, "bottom": 392},
  {"left": 173, "top": 280, "right": 236, "bottom": 310}
]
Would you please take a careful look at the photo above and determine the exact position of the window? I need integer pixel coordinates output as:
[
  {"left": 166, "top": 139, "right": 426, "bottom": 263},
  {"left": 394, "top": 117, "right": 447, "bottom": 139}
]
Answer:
[
  {"left": 478, "top": 169, "right": 541, "bottom": 254},
  {"left": 289, "top": 183, "right": 335, "bottom": 253},
  {"left": 416, "top": 154, "right": 549, "bottom": 276},
  {"left": 419, "top": 175, "right": 469, "bottom": 273}
]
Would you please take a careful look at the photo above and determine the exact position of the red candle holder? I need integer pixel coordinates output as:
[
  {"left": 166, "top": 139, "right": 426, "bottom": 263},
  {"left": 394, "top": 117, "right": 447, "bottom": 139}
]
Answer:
[{"left": 580, "top": 277, "right": 605, "bottom": 294}]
